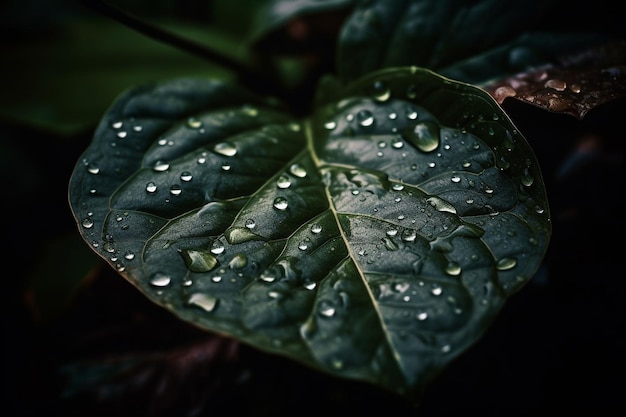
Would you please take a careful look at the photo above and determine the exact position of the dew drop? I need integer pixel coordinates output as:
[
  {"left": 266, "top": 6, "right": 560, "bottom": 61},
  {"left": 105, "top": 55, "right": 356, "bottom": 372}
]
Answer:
[
  {"left": 319, "top": 301, "right": 336, "bottom": 317},
  {"left": 187, "top": 293, "right": 218, "bottom": 312},
  {"left": 381, "top": 237, "right": 398, "bottom": 251},
  {"left": 496, "top": 257, "right": 517, "bottom": 271},
  {"left": 245, "top": 219, "right": 256, "bottom": 229},
  {"left": 445, "top": 261, "right": 462, "bottom": 276},
  {"left": 451, "top": 175, "right": 461, "bottom": 183},
  {"left": 401, "top": 229, "right": 417, "bottom": 242},
  {"left": 150, "top": 273, "right": 171, "bottom": 287},
  {"left": 180, "top": 171, "right": 193, "bottom": 182},
  {"left": 221, "top": 165, "right": 231, "bottom": 171},
  {"left": 431, "top": 286, "right": 443, "bottom": 296},
  {"left": 386, "top": 229, "right": 398, "bottom": 237},
  {"left": 401, "top": 121, "right": 440, "bottom": 153},
  {"left": 371, "top": 80, "right": 391, "bottom": 102},
  {"left": 310, "top": 224, "right": 322, "bottom": 234},
  {"left": 213, "top": 142, "right": 237, "bottom": 157},
  {"left": 392, "top": 183, "right": 404, "bottom": 191},
  {"left": 388, "top": 112, "right": 397, "bottom": 120},
  {"left": 277, "top": 174, "right": 292, "bottom": 189},
  {"left": 416, "top": 312, "right": 428, "bottom": 321},
  {"left": 124, "top": 250, "right": 135, "bottom": 260},
  {"left": 212, "top": 276, "right": 222, "bottom": 283},
  {"left": 324, "top": 121, "right": 337, "bottom": 130},
  {"left": 181, "top": 249, "right": 218, "bottom": 273},
  {"left": 356, "top": 110, "right": 375, "bottom": 127},
  {"left": 494, "top": 86, "right": 517, "bottom": 103},
  {"left": 545, "top": 78, "right": 566, "bottom": 91},
  {"left": 169, "top": 185, "right": 182, "bottom": 195},
  {"left": 146, "top": 182, "right": 157, "bottom": 193},
  {"left": 186, "top": 117, "right": 202, "bottom": 129},
  {"left": 298, "top": 241, "right": 308, "bottom": 251},
  {"left": 210, "top": 240, "right": 225, "bottom": 255},
  {"left": 152, "top": 160, "right": 170, "bottom": 172},
  {"left": 391, "top": 138, "right": 404, "bottom": 149},
  {"left": 427, "top": 196, "right": 457, "bottom": 214},
  {"left": 87, "top": 163, "right": 100, "bottom": 175},
  {"left": 229, "top": 253, "right": 248, "bottom": 269},
  {"left": 273, "top": 197, "right": 289, "bottom": 210},
  {"left": 111, "top": 121, "right": 123, "bottom": 129},
  {"left": 116, "top": 131, "right": 127, "bottom": 138},
  {"left": 82, "top": 218, "right": 94, "bottom": 229},
  {"left": 289, "top": 163, "right": 307, "bottom": 178}
]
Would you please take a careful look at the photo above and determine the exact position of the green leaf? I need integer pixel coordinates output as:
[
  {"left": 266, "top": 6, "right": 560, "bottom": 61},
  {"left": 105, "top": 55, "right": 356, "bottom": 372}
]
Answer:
[
  {"left": 336, "top": 0, "right": 560, "bottom": 83},
  {"left": 68, "top": 67, "right": 551, "bottom": 399}
]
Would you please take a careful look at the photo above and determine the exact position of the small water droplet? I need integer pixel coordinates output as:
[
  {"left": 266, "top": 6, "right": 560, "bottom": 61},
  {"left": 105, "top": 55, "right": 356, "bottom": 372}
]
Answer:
[
  {"left": 153, "top": 161, "right": 169, "bottom": 172},
  {"left": 441, "top": 344, "right": 451, "bottom": 353},
  {"left": 356, "top": 110, "right": 375, "bottom": 127},
  {"left": 416, "top": 312, "right": 428, "bottom": 321},
  {"left": 111, "top": 121, "right": 123, "bottom": 129},
  {"left": 401, "top": 229, "right": 417, "bottom": 242},
  {"left": 319, "top": 301, "right": 336, "bottom": 317},
  {"left": 150, "top": 273, "right": 171, "bottom": 287},
  {"left": 298, "top": 241, "right": 308, "bottom": 251},
  {"left": 245, "top": 219, "right": 256, "bottom": 229},
  {"left": 311, "top": 224, "right": 322, "bottom": 234},
  {"left": 392, "top": 183, "right": 404, "bottom": 191},
  {"left": 289, "top": 163, "right": 307, "bottom": 178},
  {"left": 187, "top": 117, "right": 202, "bottom": 129},
  {"left": 146, "top": 182, "right": 157, "bottom": 193},
  {"left": 494, "top": 86, "right": 517, "bottom": 103},
  {"left": 445, "top": 261, "right": 462, "bottom": 276},
  {"left": 87, "top": 163, "right": 100, "bottom": 174},
  {"left": 545, "top": 78, "right": 566, "bottom": 91},
  {"left": 169, "top": 185, "right": 182, "bottom": 195},
  {"left": 116, "top": 131, "right": 127, "bottom": 138},
  {"left": 451, "top": 175, "right": 461, "bottom": 183},
  {"left": 431, "top": 286, "right": 443, "bottom": 296},
  {"left": 187, "top": 293, "right": 218, "bottom": 312},
  {"left": 371, "top": 80, "right": 391, "bottom": 102},
  {"left": 82, "top": 218, "right": 94, "bottom": 229},
  {"left": 210, "top": 240, "right": 225, "bottom": 255},
  {"left": 388, "top": 112, "right": 397, "bottom": 120},
  {"left": 273, "top": 197, "right": 289, "bottom": 210},
  {"left": 496, "top": 257, "right": 517, "bottom": 271},
  {"left": 124, "top": 250, "right": 135, "bottom": 260},
  {"left": 391, "top": 138, "right": 404, "bottom": 149},
  {"left": 229, "top": 253, "right": 248, "bottom": 269},
  {"left": 180, "top": 171, "right": 193, "bottom": 182},
  {"left": 324, "top": 121, "right": 337, "bottom": 130},
  {"left": 214, "top": 142, "right": 237, "bottom": 157},
  {"left": 277, "top": 174, "right": 291, "bottom": 189}
]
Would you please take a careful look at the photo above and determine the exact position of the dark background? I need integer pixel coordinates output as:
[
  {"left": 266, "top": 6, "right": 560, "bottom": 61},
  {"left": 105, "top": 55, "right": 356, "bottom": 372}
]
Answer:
[{"left": 2, "top": 1, "right": 624, "bottom": 416}]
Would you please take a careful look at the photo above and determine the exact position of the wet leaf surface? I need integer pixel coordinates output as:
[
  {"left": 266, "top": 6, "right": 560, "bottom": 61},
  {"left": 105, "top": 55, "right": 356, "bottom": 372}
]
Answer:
[{"left": 68, "top": 67, "right": 551, "bottom": 398}]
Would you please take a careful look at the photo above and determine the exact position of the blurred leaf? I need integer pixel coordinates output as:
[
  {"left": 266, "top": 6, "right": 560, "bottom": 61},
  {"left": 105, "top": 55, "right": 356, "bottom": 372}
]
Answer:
[
  {"left": 68, "top": 68, "right": 551, "bottom": 399},
  {"left": 481, "top": 39, "right": 626, "bottom": 119}
]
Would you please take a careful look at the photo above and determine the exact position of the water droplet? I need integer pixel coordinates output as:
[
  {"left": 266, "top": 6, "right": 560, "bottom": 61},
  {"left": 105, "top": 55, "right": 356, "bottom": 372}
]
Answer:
[
  {"left": 187, "top": 293, "right": 218, "bottom": 312},
  {"left": 150, "top": 273, "right": 171, "bottom": 287},
  {"left": 151, "top": 160, "right": 170, "bottom": 172},
  {"left": 298, "top": 241, "right": 308, "bottom": 251},
  {"left": 371, "top": 80, "right": 391, "bottom": 102},
  {"left": 242, "top": 105, "right": 258, "bottom": 117},
  {"left": 180, "top": 171, "right": 193, "bottom": 182},
  {"left": 310, "top": 224, "right": 322, "bottom": 234},
  {"left": 82, "top": 218, "right": 94, "bottom": 229},
  {"left": 406, "top": 106, "right": 418, "bottom": 120},
  {"left": 187, "top": 117, "right": 202, "bottom": 129},
  {"left": 406, "top": 84, "right": 417, "bottom": 99},
  {"left": 214, "top": 142, "right": 237, "bottom": 157},
  {"left": 319, "top": 301, "right": 336, "bottom": 317},
  {"left": 356, "top": 110, "right": 375, "bottom": 127},
  {"left": 388, "top": 112, "right": 397, "bottom": 120},
  {"left": 289, "top": 163, "right": 307, "bottom": 178},
  {"left": 381, "top": 237, "right": 398, "bottom": 251},
  {"left": 401, "top": 229, "right": 417, "bottom": 242},
  {"left": 427, "top": 196, "right": 457, "bottom": 214},
  {"left": 212, "top": 276, "right": 222, "bottom": 283},
  {"left": 431, "top": 286, "right": 443, "bottom": 296},
  {"left": 391, "top": 138, "right": 404, "bottom": 149},
  {"left": 401, "top": 121, "right": 440, "bottom": 152},
  {"left": 210, "top": 240, "right": 225, "bottom": 255},
  {"left": 305, "top": 282, "right": 316, "bottom": 290},
  {"left": 451, "top": 175, "right": 461, "bottom": 183},
  {"left": 87, "top": 163, "right": 100, "bottom": 174},
  {"left": 277, "top": 174, "right": 292, "bottom": 189},
  {"left": 146, "top": 182, "right": 157, "bottom": 193},
  {"left": 416, "top": 312, "right": 428, "bottom": 321},
  {"left": 229, "top": 253, "right": 248, "bottom": 269},
  {"left": 445, "top": 261, "right": 462, "bottom": 276},
  {"left": 441, "top": 344, "right": 451, "bottom": 353},
  {"left": 496, "top": 257, "right": 517, "bottom": 271},
  {"left": 392, "top": 183, "right": 404, "bottom": 191},
  {"left": 545, "top": 78, "right": 566, "bottom": 91},
  {"left": 221, "top": 165, "right": 231, "bottom": 171},
  {"left": 169, "top": 185, "right": 182, "bottom": 195},
  {"left": 245, "top": 219, "right": 256, "bottom": 229},
  {"left": 181, "top": 249, "right": 218, "bottom": 272},
  {"left": 111, "top": 121, "right": 123, "bottom": 129},
  {"left": 124, "top": 250, "right": 135, "bottom": 260},
  {"left": 273, "top": 197, "right": 288, "bottom": 210},
  {"left": 117, "top": 131, "right": 127, "bottom": 138},
  {"left": 494, "top": 86, "right": 517, "bottom": 103},
  {"left": 324, "top": 121, "right": 337, "bottom": 130},
  {"left": 260, "top": 270, "right": 277, "bottom": 282}
]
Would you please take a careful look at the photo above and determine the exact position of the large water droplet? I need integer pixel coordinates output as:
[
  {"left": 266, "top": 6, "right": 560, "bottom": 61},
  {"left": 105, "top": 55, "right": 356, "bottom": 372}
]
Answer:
[
  {"left": 496, "top": 257, "right": 517, "bottom": 271},
  {"left": 187, "top": 293, "right": 218, "bottom": 312},
  {"left": 153, "top": 161, "right": 170, "bottom": 172},
  {"left": 181, "top": 249, "right": 218, "bottom": 273},
  {"left": 150, "top": 272, "right": 171, "bottom": 287},
  {"left": 213, "top": 142, "right": 237, "bottom": 157},
  {"left": 273, "top": 197, "right": 289, "bottom": 210},
  {"left": 401, "top": 121, "right": 440, "bottom": 152},
  {"left": 289, "top": 163, "right": 307, "bottom": 178},
  {"left": 356, "top": 110, "right": 375, "bottom": 127},
  {"left": 426, "top": 196, "right": 457, "bottom": 214}
]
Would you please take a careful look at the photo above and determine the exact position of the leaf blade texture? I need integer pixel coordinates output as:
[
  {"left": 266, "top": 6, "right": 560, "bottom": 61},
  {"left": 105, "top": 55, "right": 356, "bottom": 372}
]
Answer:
[{"left": 69, "top": 68, "right": 551, "bottom": 398}]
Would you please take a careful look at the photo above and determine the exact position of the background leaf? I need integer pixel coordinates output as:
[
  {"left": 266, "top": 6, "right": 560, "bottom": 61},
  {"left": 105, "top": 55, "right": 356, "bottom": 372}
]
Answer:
[{"left": 69, "top": 67, "right": 551, "bottom": 398}]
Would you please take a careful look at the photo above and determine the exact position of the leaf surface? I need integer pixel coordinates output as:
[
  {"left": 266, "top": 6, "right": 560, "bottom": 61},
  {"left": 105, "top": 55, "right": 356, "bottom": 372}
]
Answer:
[{"left": 69, "top": 67, "right": 551, "bottom": 397}]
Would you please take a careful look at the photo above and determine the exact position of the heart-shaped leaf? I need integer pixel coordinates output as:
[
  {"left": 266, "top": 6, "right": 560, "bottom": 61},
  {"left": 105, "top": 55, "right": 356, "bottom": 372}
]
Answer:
[{"left": 69, "top": 67, "right": 551, "bottom": 399}]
